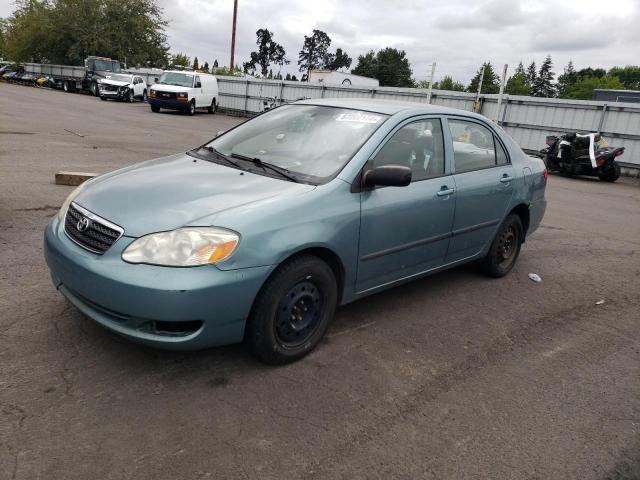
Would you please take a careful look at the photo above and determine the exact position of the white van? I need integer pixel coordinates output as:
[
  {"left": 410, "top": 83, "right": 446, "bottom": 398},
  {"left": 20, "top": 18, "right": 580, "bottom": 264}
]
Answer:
[{"left": 148, "top": 70, "right": 218, "bottom": 115}]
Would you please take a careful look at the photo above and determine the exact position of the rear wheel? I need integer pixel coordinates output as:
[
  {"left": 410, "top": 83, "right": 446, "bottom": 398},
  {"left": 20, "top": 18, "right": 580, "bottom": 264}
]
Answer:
[
  {"left": 142, "top": 90, "right": 148, "bottom": 103},
  {"left": 90, "top": 82, "right": 98, "bottom": 96},
  {"left": 187, "top": 100, "right": 196, "bottom": 116},
  {"left": 207, "top": 99, "right": 216, "bottom": 114},
  {"left": 246, "top": 255, "right": 337, "bottom": 364},
  {"left": 480, "top": 214, "right": 523, "bottom": 278},
  {"left": 599, "top": 162, "right": 620, "bottom": 182}
]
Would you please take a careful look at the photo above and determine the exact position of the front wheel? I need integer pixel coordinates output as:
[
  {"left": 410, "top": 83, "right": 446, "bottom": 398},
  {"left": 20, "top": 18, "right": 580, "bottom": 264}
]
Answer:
[
  {"left": 150, "top": 105, "right": 160, "bottom": 113},
  {"left": 245, "top": 255, "right": 338, "bottom": 364},
  {"left": 187, "top": 100, "right": 196, "bottom": 116},
  {"left": 480, "top": 214, "right": 523, "bottom": 278},
  {"left": 99, "top": 95, "right": 107, "bottom": 101},
  {"left": 599, "top": 162, "right": 620, "bottom": 182},
  {"left": 126, "top": 89, "right": 134, "bottom": 103}
]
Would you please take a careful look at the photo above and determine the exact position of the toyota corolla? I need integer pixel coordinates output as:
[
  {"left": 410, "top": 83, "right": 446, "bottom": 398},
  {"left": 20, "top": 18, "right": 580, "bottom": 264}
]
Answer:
[{"left": 44, "top": 99, "right": 547, "bottom": 364}]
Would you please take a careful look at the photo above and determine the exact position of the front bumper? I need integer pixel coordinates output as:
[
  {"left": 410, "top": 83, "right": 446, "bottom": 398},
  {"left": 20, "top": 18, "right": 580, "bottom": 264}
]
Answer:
[
  {"left": 44, "top": 216, "right": 271, "bottom": 350},
  {"left": 99, "top": 88, "right": 126, "bottom": 99},
  {"left": 148, "top": 97, "right": 189, "bottom": 111}
]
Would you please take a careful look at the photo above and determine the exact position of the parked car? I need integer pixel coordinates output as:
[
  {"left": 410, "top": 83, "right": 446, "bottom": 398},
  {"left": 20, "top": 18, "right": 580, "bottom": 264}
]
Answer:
[
  {"left": 44, "top": 99, "right": 547, "bottom": 364},
  {"left": 148, "top": 70, "right": 218, "bottom": 115},
  {"left": 99, "top": 73, "right": 148, "bottom": 102}
]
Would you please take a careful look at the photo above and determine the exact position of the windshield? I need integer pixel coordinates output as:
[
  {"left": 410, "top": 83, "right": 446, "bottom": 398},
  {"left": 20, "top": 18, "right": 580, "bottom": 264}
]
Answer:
[
  {"left": 207, "top": 105, "right": 388, "bottom": 183},
  {"left": 94, "top": 60, "right": 121, "bottom": 72},
  {"left": 156, "top": 72, "right": 194, "bottom": 87},
  {"left": 107, "top": 74, "right": 132, "bottom": 82}
]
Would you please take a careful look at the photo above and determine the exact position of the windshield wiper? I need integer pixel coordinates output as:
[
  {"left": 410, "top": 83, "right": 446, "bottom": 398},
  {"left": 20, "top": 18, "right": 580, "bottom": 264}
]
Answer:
[
  {"left": 229, "top": 153, "right": 299, "bottom": 183},
  {"left": 198, "top": 146, "right": 243, "bottom": 169}
]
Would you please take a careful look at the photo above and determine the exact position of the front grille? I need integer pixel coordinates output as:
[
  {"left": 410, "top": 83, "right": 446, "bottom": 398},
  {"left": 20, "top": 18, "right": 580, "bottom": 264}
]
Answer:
[
  {"left": 154, "top": 90, "right": 176, "bottom": 99},
  {"left": 102, "top": 84, "right": 118, "bottom": 92},
  {"left": 64, "top": 203, "right": 124, "bottom": 254}
]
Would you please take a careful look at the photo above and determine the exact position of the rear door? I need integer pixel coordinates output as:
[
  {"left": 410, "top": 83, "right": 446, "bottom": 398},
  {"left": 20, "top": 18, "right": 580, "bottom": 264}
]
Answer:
[
  {"left": 356, "top": 117, "right": 456, "bottom": 292},
  {"left": 444, "top": 117, "right": 515, "bottom": 263}
]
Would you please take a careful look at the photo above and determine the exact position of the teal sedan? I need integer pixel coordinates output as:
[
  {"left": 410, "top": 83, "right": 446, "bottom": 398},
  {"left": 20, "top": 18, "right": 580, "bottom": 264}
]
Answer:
[{"left": 44, "top": 99, "right": 547, "bottom": 364}]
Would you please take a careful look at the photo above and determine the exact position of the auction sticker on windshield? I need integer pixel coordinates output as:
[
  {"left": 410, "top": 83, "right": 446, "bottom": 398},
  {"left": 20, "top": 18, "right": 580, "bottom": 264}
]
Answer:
[{"left": 335, "top": 112, "right": 382, "bottom": 124}]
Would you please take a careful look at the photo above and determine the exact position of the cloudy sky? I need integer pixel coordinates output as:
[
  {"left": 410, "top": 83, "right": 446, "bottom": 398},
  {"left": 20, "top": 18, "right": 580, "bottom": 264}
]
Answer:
[{"left": 2, "top": 0, "right": 639, "bottom": 82}]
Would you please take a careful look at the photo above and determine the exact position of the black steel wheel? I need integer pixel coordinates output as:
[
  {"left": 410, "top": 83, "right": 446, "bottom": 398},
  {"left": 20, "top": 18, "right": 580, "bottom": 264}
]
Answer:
[
  {"left": 246, "top": 255, "right": 337, "bottom": 364},
  {"left": 150, "top": 105, "right": 160, "bottom": 113},
  {"left": 480, "top": 213, "right": 523, "bottom": 278}
]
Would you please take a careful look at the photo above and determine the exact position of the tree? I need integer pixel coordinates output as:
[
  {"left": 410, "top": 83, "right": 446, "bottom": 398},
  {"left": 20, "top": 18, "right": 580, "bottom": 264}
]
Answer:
[
  {"left": 192, "top": 56, "right": 199, "bottom": 70},
  {"left": 532, "top": 55, "right": 556, "bottom": 97},
  {"left": 504, "top": 61, "right": 531, "bottom": 95},
  {"left": 526, "top": 61, "right": 537, "bottom": 87},
  {"left": 557, "top": 60, "right": 578, "bottom": 98},
  {"left": 213, "top": 59, "right": 218, "bottom": 68},
  {"left": 298, "top": 29, "right": 331, "bottom": 78},
  {"left": 202, "top": 61, "right": 209, "bottom": 72},
  {"left": 243, "top": 28, "right": 288, "bottom": 77},
  {"left": 435, "top": 75, "right": 465, "bottom": 91},
  {"left": 467, "top": 62, "right": 500, "bottom": 94},
  {"left": 563, "top": 75, "right": 624, "bottom": 100},
  {"left": 285, "top": 73, "right": 291, "bottom": 81},
  {"left": 324, "top": 48, "right": 352, "bottom": 71},
  {"left": 351, "top": 48, "right": 413, "bottom": 87},
  {"left": 608, "top": 66, "right": 640, "bottom": 90},
  {"left": 290, "top": 74, "right": 298, "bottom": 81},
  {"left": 3, "top": 0, "right": 169, "bottom": 66},
  {"left": 171, "top": 52, "right": 190, "bottom": 68}
]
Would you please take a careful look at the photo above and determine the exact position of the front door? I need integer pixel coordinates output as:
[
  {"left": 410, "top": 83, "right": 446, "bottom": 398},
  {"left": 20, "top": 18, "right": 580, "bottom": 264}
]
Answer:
[
  {"left": 444, "top": 117, "right": 515, "bottom": 263},
  {"left": 356, "top": 117, "right": 456, "bottom": 292}
]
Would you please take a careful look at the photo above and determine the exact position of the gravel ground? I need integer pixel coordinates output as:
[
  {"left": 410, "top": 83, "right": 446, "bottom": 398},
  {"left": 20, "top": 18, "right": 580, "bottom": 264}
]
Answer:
[{"left": 1, "top": 83, "right": 640, "bottom": 480}]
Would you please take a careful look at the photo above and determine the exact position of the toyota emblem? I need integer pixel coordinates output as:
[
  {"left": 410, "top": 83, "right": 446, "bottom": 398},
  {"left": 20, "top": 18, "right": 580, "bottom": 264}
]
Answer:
[{"left": 77, "top": 216, "right": 91, "bottom": 232}]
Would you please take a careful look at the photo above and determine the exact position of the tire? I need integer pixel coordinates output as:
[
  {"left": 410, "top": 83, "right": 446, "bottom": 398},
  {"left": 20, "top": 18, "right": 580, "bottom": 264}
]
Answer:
[
  {"left": 126, "top": 89, "right": 134, "bottom": 103},
  {"left": 599, "top": 162, "right": 620, "bottom": 182},
  {"left": 245, "top": 255, "right": 338, "bottom": 364},
  {"left": 187, "top": 100, "right": 196, "bottom": 116},
  {"left": 100, "top": 95, "right": 107, "bottom": 101},
  {"left": 207, "top": 99, "right": 216, "bottom": 114},
  {"left": 90, "top": 82, "right": 98, "bottom": 96},
  {"left": 142, "top": 90, "right": 148, "bottom": 103},
  {"left": 63, "top": 80, "right": 73, "bottom": 93},
  {"left": 150, "top": 105, "right": 160, "bottom": 113},
  {"left": 480, "top": 214, "right": 523, "bottom": 278}
]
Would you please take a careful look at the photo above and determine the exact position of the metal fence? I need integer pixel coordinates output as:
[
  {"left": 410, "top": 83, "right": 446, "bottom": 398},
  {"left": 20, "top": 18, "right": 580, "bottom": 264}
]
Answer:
[{"left": 215, "top": 76, "right": 640, "bottom": 169}]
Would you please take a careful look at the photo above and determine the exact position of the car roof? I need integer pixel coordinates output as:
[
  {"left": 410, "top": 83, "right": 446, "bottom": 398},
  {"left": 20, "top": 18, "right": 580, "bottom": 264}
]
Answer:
[{"left": 294, "top": 97, "right": 480, "bottom": 118}]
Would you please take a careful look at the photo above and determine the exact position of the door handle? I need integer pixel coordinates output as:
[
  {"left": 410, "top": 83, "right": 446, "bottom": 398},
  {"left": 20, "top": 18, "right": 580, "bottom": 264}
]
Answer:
[
  {"left": 437, "top": 187, "right": 455, "bottom": 197},
  {"left": 500, "top": 175, "right": 513, "bottom": 183}
]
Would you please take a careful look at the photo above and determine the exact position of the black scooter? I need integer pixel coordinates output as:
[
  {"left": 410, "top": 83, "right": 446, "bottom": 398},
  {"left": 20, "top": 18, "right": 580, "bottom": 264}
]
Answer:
[{"left": 540, "top": 132, "right": 624, "bottom": 182}]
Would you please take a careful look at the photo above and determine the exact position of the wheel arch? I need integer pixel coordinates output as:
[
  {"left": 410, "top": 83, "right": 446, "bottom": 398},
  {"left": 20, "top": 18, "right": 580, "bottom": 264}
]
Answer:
[{"left": 509, "top": 203, "right": 530, "bottom": 241}]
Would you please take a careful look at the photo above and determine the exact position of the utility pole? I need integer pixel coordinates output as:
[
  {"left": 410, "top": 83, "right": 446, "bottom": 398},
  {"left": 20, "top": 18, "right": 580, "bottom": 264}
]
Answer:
[
  {"left": 230, "top": 0, "right": 238, "bottom": 71},
  {"left": 495, "top": 63, "right": 508, "bottom": 123},
  {"left": 426, "top": 62, "right": 437, "bottom": 104},
  {"left": 474, "top": 64, "right": 486, "bottom": 113}
]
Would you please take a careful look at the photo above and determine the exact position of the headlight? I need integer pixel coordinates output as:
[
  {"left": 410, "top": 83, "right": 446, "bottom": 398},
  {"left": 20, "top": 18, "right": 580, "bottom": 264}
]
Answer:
[
  {"left": 177, "top": 92, "right": 188, "bottom": 101},
  {"left": 57, "top": 182, "right": 86, "bottom": 221},
  {"left": 122, "top": 227, "right": 239, "bottom": 267}
]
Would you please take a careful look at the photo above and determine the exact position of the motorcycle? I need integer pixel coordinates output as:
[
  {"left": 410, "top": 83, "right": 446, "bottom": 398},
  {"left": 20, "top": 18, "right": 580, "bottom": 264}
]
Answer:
[{"left": 540, "top": 132, "right": 624, "bottom": 182}]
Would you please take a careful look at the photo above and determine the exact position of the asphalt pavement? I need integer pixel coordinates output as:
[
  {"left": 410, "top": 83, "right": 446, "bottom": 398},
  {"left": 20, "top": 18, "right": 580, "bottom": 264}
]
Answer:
[{"left": 1, "top": 83, "right": 640, "bottom": 480}]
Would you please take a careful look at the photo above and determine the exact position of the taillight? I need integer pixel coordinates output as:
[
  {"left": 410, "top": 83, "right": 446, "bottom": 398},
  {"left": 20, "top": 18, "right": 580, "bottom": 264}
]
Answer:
[
  {"left": 543, "top": 168, "right": 548, "bottom": 183},
  {"left": 596, "top": 157, "right": 606, "bottom": 166}
]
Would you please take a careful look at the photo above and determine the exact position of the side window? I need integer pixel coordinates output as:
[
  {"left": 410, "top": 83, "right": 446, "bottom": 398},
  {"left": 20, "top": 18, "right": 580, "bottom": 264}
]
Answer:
[
  {"left": 495, "top": 137, "right": 509, "bottom": 165},
  {"left": 371, "top": 119, "right": 445, "bottom": 181},
  {"left": 449, "top": 119, "right": 497, "bottom": 173},
  {"left": 195, "top": 76, "right": 201, "bottom": 88}
]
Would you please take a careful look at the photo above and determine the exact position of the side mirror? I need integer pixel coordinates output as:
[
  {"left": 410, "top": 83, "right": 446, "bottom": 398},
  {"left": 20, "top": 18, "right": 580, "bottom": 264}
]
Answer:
[
  {"left": 195, "top": 81, "right": 202, "bottom": 88},
  {"left": 363, "top": 165, "right": 412, "bottom": 188},
  {"left": 154, "top": 77, "right": 159, "bottom": 83}
]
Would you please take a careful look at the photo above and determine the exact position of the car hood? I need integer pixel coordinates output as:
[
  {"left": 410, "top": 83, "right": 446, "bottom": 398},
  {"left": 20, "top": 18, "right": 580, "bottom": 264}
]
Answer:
[
  {"left": 74, "top": 153, "right": 315, "bottom": 237},
  {"left": 101, "top": 79, "right": 131, "bottom": 87},
  {"left": 150, "top": 84, "right": 192, "bottom": 92}
]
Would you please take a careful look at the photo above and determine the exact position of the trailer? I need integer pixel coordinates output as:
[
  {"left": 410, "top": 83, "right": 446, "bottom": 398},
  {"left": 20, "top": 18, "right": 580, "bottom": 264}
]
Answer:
[
  {"left": 308, "top": 70, "right": 379, "bottom": 87},
  {"left": 23, "top": 56, "right": 122, "bottom": 96}
]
